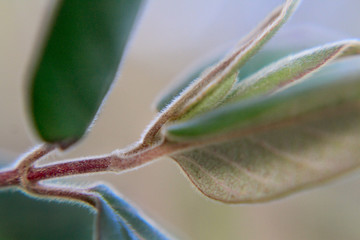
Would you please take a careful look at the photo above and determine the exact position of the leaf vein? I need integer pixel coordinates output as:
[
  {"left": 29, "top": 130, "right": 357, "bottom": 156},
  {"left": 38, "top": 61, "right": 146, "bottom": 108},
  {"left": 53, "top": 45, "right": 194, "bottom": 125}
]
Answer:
[
  {"left": 178, "top": 154, "right": 244, "bottom": 200},
  {"left": 247, "top": 136, "right": 320, "bottom": 171},
  {"left": 201, "top": 147, "right": 278, "bottom": 187}
]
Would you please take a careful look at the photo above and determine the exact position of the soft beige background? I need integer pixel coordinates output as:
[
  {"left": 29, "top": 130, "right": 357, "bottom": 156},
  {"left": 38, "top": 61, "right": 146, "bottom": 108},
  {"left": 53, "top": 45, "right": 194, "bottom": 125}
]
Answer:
[{"left": 1, "top": 0, "right": 360, "bottom": 239}]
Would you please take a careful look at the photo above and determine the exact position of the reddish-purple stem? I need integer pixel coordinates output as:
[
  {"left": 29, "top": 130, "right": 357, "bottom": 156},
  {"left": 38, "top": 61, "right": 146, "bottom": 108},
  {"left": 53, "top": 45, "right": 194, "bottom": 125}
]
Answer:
[
  {"left": 27, "top": 157, "right": 113, "bottom": 182},
  {"left": 0, "top": 140, "right": 187, "bottom": 189},
  {"left": 0, "top": 169, "right": 20, "bottom": 187}
]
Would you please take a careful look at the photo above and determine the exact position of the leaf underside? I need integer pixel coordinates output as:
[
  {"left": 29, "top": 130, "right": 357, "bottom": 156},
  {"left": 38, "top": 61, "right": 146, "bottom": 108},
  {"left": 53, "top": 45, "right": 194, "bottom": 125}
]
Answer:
[
  {"left": 151, "top": 0, "right": 360, "bottom": 203},
  {"left": 168, "top": 58, "right": 360, "bottom": 203},
  {"left": 172, "top": 104, "right": 360, "bottom": 203},
  {"left": 29, "top": 0, "right": 143, "bottom": 145}
]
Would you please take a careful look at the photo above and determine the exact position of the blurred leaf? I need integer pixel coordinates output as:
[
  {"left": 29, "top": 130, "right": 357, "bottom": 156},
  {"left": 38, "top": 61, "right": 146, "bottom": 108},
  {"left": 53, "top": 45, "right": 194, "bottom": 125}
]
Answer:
[
  {"left": 29, "top": 0, "right": 143, "bottom": 146},
  {"left": 164, "top": 51, "right": 360, "bottom": 202},
  {"left": 96, "top": 196, "right": 137, "bottom": 240},
  {"left": 0, "top": 189, "right": 93, "bottom": 240},
  {"left": 93, "top": 185, "right": 170, "bottom": 240},
  {"left": 155, "top": 0, "right": 300, "bottom": 119}
]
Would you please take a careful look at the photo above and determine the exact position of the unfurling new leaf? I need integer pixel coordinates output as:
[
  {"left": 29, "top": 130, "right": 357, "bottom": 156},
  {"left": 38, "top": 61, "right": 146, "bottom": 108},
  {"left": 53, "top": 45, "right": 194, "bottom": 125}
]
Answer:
[
  {"left": 167, "top": 40, "right": 360, "bottom": 140},
  {"left": 152, "top": 0, "right": 301, "bottom": 124}
]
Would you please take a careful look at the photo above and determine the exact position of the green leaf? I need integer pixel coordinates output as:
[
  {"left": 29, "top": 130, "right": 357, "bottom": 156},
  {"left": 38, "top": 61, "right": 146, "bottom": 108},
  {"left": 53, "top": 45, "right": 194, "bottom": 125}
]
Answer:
[
  {"left": 29, "top": 0, "right": 143, "bottom": 146},
  {"left": 227, "top": 40, "right": 360, "bottom": 102},
  {"left": 155, "top": 49, "right": 290, "bottom": 113},
  {"left": 164, "top": 55, "right": 360, "bottom": 203},
  {"left": 167, "top": 40, "right": 360, "bottom": 140},
  {"left": 93, "top": 185, "right": 170, "bottom": 240},
  {"left": 96, "top": 196, "right": 137, "bottom": 240},
  {"left": 155, "top": 58, "right": 218, "bottom": 112},
  {"left": 177, "top": 71, "right": 238, "bottom": 122},
  {"left": 155, "top": 23, "right": 344, "bottom": 113},
  {"left": 0, "top": 190, "right": 93, "bottom": 240},
  {"left": 154, "top": 0, "right": 300, "bottom": 120}
]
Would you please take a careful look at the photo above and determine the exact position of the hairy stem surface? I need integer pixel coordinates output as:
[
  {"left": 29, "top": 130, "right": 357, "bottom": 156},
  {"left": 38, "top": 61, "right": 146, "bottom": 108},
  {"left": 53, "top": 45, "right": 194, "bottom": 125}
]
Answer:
[{"left": 0, "top": 140, "right": 189, "bottom": 189}]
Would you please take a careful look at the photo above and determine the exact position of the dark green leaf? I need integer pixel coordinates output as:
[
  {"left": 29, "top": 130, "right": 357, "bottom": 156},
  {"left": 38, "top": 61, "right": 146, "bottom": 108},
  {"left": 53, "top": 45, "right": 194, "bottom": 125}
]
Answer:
[
  {"left": 0, "top": 189, "right": 93, "bottom": 240},
  {"left": 96, "top": 196, "right": 137, "bottom": 240},
  {"left": 29, "top": 0, "right": 143, "bottom": 145},
  {"left": 93, "top": 185, "right": 170, "bottom": 240}
]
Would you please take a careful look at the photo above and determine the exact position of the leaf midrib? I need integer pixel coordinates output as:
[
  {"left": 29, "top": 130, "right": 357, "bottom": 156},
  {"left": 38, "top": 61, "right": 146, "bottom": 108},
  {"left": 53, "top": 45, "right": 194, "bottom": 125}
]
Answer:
[{"left": 165, "top": 101, "right": 360, "bottom": 153}]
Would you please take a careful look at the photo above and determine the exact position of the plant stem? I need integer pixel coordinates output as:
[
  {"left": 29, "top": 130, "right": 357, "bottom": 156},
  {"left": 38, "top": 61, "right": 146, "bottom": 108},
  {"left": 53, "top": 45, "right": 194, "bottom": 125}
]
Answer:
[
  {"left": 0, "top": 168, "right": 20, "bottom": 187},
  {"left": 0, "top": 140, "right": 188, "bottom": 188},
  {"left": 0, "top": 144, "right": 56, "bottom": 187},
  {"left": 27, "top": 156, "right": 113, "bottom": 182},
  {"left": 17, "top": 144, "right": 56, "bottom": 186},
  {"left": 17, "top": 144, "right": 57, "bottom": 169},
  {"left": 27, "top": 183, "right": 98, "bottom": 207}
]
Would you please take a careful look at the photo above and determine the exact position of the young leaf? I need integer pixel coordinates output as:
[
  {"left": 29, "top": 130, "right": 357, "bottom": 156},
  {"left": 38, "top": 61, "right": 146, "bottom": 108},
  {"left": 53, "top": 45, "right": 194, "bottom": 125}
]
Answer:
[
  {"left": 93, "top": 185, "right": 170, "bottom": 240},
  {"left": 177, "top": 71, "right": 238, "bottom": 122},
  {"left": 163, "top": 56, "right": 360, "bottom": 203},
  {"left": 154, "top": 0, "right": 300, "bottom": 122},
  {"left": 155, "top": 24, "right": 345, "bottom": 113},
  {"left": 155, "top": 49, "right": 289, "bottom": 113},
  {"left": 228, "top": 40, "right": 360, "bottom": 102},
  {"left": 29, "top": 0, "right": 143, "bottom": 146},
  {"left": 167, "top": 40, "right": 360, "bottom": 140},
  {"left": 155, "top": 58, "right": 218, "bottom": 113}
]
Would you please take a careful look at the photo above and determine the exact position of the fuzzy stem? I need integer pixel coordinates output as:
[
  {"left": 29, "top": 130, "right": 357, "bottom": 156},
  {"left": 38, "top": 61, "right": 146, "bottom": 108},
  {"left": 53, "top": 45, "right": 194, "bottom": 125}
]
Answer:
[
  {"left": 0, "top": 140, "right": 187, "bottom": 188},
  {"left": 26, "top": 183, "right": 98, "bottom": 207},
  {"left": 17, "top": 144, "right": 56, "bottom": 186},
  {"left": 0, "top": 168, "right": 20, "bottom": 187},
  {"left": 27, "top": 156, "right": 113, "bottom": 182},
  {"left": 16, "top": 144, "right": 56, "bottom": 172},
  {"left": 0, "top": 144, "right": 56, "bottom": 188}
]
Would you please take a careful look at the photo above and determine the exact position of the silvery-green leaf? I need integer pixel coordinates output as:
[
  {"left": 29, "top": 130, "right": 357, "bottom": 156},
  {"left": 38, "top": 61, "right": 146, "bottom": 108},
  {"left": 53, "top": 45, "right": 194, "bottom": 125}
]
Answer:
[
  {"left": 155, "top": 58, "right": 218, "bottom": 113},
  {"left": 155, "top": 0, "right": 300, "bottom": 120},
  {"left": 155, "top": 49, "right": 290, "bottom": 113},
  {"left": 167, "top": 40, "right": 360, "bottom": 140},
  {"left": 155, "top": 23, "right": 346, "bottom": 113},
  {"left": 227, "top": 40, "right": 360, "bottom": 102},
  {"left": 177, "top": 72, "right": 237, "bottom": 122},
  {"left": 164, "top": 55, "right": 360, "bottom": 203}
]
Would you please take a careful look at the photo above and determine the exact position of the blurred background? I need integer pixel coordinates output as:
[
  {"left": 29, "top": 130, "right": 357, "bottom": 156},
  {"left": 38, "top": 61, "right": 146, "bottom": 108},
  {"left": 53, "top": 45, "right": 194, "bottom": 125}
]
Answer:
[{"left": 1, "top": 0, "right": 360, "bottom": 239}]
